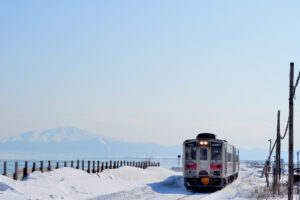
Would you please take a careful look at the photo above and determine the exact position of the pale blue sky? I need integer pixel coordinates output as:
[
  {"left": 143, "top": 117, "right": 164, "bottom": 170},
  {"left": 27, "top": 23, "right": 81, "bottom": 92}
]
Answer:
[{"left": 1, "top": 1, "right": 300, "bottom": 149}]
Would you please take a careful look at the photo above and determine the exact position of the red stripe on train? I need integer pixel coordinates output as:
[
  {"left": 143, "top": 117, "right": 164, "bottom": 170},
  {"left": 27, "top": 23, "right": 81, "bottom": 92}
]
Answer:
[
  {"left": 185, "top": 164, "right": 197, "bottom": 169},
  {"left": 210, "top": 164, "right": 222, "bottom": 169}
]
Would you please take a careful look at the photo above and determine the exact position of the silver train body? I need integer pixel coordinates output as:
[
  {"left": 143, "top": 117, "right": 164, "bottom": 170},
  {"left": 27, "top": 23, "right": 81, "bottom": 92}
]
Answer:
[{"left": 183, "top": 133, "right": 239, "bottom": 190}]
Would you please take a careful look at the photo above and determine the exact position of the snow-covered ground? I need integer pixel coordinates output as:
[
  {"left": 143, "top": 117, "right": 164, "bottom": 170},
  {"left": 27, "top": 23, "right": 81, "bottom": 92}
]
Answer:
[{"left": 0, "top": 162, "right": 291, "bottom": 200}]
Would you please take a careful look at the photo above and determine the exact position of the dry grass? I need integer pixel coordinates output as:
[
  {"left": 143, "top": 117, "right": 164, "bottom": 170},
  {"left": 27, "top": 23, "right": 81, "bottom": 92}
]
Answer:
[{"left": 252, "top": 182, "right": 288, "bottom": 199}]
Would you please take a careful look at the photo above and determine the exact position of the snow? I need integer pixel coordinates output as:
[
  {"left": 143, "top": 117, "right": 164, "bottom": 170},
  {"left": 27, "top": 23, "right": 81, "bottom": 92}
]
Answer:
[{"left": 0, "top": 162, "right": 291, "bottom": 200}]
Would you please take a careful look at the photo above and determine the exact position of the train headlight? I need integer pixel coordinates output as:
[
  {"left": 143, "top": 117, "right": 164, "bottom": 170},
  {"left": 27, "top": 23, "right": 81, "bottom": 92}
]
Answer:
[{"left": 199, "top": 140, "right": 208, "bottom": 145}]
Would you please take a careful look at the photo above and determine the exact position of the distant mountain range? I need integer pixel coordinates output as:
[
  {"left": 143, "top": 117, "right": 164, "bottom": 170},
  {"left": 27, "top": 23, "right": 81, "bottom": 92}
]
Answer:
[
  {"left": 0, "top": 127, "right": 181, "bottom": 159},
  {"left": 0, "top": 127, "right": 290, "bottom": 161}
]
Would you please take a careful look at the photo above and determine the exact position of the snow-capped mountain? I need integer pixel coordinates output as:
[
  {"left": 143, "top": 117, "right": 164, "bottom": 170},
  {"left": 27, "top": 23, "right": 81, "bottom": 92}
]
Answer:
[{"left": 0, "top": 127, "right": 181, "bottom": 159}]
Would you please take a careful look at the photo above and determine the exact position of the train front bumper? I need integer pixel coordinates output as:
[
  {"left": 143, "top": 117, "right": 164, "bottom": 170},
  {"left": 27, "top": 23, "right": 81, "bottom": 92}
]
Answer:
[{"left": 184, "top": 177, "right": 223, "bottom": 189}]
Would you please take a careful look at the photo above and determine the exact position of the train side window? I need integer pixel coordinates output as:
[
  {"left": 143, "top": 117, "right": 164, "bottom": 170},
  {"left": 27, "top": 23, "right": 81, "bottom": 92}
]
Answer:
[
  {"left": 200, "top": 148, "right": 207, "bottom": 160},
  {"left": 211, "top": 142, "right": 222, "bottom": 160},
  {"left": 185, "top": 142, "right": 196, "bottom": 160}
]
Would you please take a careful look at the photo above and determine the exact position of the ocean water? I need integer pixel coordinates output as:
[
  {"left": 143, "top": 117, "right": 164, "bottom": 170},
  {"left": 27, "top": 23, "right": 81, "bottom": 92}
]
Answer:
[{"left": 0, "top": 157, "right": 181, "bottom": 175}]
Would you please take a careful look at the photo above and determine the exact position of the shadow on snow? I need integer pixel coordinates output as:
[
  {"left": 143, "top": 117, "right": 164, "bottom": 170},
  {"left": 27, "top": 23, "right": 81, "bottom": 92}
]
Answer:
[{"left": 147, "top": 175, "right": 213, "bottom": 195}]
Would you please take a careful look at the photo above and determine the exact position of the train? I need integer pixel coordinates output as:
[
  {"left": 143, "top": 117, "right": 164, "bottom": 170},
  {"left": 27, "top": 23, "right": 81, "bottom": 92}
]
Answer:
[{"left": 183, "top": 133, "right": 239, "bottom": 190}]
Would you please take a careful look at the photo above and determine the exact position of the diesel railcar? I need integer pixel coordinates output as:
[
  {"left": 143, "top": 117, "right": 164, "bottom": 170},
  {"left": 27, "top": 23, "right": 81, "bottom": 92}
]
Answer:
[{"left": 183, "top": 133, "right": 239, "bottom": 190}]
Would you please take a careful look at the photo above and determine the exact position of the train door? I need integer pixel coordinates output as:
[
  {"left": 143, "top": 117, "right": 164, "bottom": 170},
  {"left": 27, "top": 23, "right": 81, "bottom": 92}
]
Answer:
[
  {"left": 233, "top": 148, "right": 236, "bottom": 174},
  {"left": 199, "top": 147, "right": 209, "bottom": 173}
]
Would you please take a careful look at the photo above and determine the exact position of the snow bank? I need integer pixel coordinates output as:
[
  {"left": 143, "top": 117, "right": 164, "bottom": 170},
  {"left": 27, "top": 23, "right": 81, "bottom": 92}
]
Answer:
[
  {"left": 0, "top": 163, "right": 290, "bottom": 200},
  {"left": 0, "top": 166, "right": 180, "bottom": 200}
]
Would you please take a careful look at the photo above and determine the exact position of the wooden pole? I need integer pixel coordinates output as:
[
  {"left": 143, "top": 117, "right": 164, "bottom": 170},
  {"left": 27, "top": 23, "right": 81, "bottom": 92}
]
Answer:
[
  {"left": 48, "top": 160, "right": 51, "bottom": 171},
  {"left": 87, "top": 160, "right": 90, "bottom": 173},
  {"left": 32, "top": 162, "right": 36, "bottom": 172},
  {"left": 23, "top": 161, "right": 28, "bottom": 178},
  {"left": 274, "top": 110, "right": 280, "bottom": 194},
  {"left": 14, "top": 161, "right": 18, "bottom": 180},
  {"left": 3, "top": 161, "right": 7, "bottom": 175},
  {"left": 288, "top": 62, "right": 294, "bottom": 200},
  {"left": 40, "top": 161, "right": 43, "bottom": 173}
]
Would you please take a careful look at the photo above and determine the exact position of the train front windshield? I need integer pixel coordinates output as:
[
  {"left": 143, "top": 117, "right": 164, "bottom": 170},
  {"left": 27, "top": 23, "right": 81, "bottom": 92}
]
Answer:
[
  {"left": 185, "top": 142, "right": 196, "bottom": 160},
  {"left": 211, "top": 142, "right": 222, "bottom": 160}
]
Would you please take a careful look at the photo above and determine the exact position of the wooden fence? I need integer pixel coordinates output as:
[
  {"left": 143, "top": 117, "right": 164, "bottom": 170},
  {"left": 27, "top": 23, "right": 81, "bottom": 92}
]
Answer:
[{"left": 1, "top": 160, "right": 160, "bottom": 180}]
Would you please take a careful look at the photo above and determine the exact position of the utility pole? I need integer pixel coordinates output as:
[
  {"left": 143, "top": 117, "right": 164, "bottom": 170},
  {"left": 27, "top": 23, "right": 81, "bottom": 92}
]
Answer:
[
  {"left": 297, "top": 150, "right": 299, "bottom": 172},
  {"left": 288, "top": 62, "right": 294, "bottom": 200},
  {"left": 268, "top": 139, "right": 272, "bottom": 155},
  {"left": 274, "top": 110, "right": 280, "bottom": 194}
]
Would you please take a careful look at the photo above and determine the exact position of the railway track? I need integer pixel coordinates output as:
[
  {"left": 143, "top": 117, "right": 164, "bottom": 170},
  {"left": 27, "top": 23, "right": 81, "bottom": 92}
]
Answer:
[
  {"left": 174, "top": 192, "right": 210, "bottom": 200},
  {"left": 174, "top": 194, "right": 193, "bottom": 200}
]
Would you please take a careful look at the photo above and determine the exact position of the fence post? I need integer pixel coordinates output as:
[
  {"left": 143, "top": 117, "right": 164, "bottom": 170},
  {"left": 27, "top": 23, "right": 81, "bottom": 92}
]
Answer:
[
  {"left": 105, "top": 161, "right": 108, "bottom": 169},
  {"left": 13, "top": 161, "right": 18, "bottom": 180},
  {"left": 92, "top": 161, "right": 95, "bottom": 173},
  {"left": 40, "top": 161, "right": 43, "bottom": 173},
  {"left": 3, "top": 161, "right": 7, "bottom": 175},
  {"left": 48, "top": 160, "right": 51, "bottom": 171},
  {"left": 113, "top": 161, "right": 116, "bottom": 169},
  {"left": 23, "top": 161, "right": 28, "bottom": 178},
  {"left": 32, "top": 162, "right": 36, "bottom": 172},
  {"left": 56, "top": 162, "right": 59, "bottom": 169},
  {"left": 64, "top": 161, "right": 67, "bottom": 167},
  {"left": 132, "top": 161, "right": 135, "bottom": 168},
  {"left": 77, "top": 160, "right": 79, "bottom": 169},
  {"left": 120, "top": 161, "right": 123, "bottom": 167},
  {"left": 87, "top": 160, "right": 90, "bottom": 173},
  {"left": 109, "top": 160, "right": 112, "bottom": 169},
  {"left": 101, "top": 162, "right": 104, "bottom": 171},
  {"left": 117, "top": 161, "right": 119, "bottom": 168},
  {"left": 97, "top": 161, "right": 100, "bottom": 172},
  {"left": 71, "top": 160, "right": 74, "bottom": 168},
  {"left": 82, "top": 160, "right": 84, "bottom": 170}
]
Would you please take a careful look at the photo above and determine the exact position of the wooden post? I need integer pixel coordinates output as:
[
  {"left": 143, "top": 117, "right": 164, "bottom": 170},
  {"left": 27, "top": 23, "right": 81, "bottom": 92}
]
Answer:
[
  {"left": 113, "top": 161, "right": 116, "bottom": 169},
  {"left": 14, "top": 161, "right": 18, "bottom": 180},
  {"left": 82, "top": 160, "right": 84, "bottom": 170},
  {"left": 56, "top": 162, "right": 59, "bottom": 169},
  {"left": 3, "top": 161, "right": 7, "bottom": 175},
  {"left": 32, "top": 162, "right": 36, "bottom": 172},
  {"left": 274, "top": 110, "right": 280, "bottom": 194},
  {"left": 40, "top": 161, "right": 43, "bottom": 173},
  {"left": 87, "top": 160, "right": 90, "bottom": 173},
  {"left": 109, "top": 160, "right": 112, "bottom": 169},
  {"left": 92, "top": 161, "right": 95, "bottom": 173},
  {"left": 77, "top": 160, "right": 79, "bottom": 169},
  {"left": 64, "top": 161, "right": 67, "bottom": 167},
  {"left": 71, "top": 161, "right": 73, "bottom": 168},
  {"left": 23, "top": 161, "right": 28, "bottom": 178},
  {"left": 97, "top": 161, "right": 100, "bottom": 172},
  {"left": 101, "top": 162, "right": 104, "bottom": 171},
  {"left": 288, "top": 62, "right": 294, "bottom": 200},
  {"left": 48, "top": 160, "right": 51, "bottom": 171},
  {"left": 105, "top": 161, "right": 108, "bottom": 169},
  {"left": 117, "top": 161, "right": 119, "bottom": 168}
]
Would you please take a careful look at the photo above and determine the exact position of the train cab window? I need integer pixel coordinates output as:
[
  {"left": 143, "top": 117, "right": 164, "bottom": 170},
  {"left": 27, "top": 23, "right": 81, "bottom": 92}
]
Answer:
[
  {"left": 211, "top": 142, "right": 222, "bottom": 160},
  {"left": 185, "top": 142, "right": 196, "bottom": 160},
  {"left": 200, "top": 148, "right": 207, "bottom": 160}
]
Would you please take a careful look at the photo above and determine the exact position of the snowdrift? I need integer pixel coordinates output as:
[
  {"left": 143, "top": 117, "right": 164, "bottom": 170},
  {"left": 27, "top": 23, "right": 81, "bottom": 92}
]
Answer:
[{"left": 0, "top": 163, "right": 289, "bottom": 200}]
